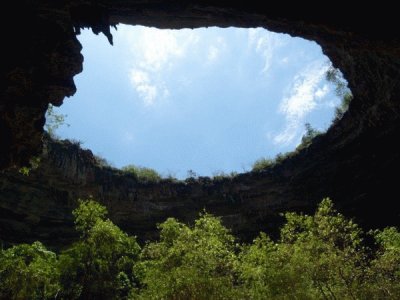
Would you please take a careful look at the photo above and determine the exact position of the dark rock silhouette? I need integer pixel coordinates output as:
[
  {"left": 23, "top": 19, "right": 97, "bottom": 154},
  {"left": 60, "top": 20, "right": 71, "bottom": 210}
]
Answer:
[{"left": 0, "top": 2, "right": 399, "bottom": 247}]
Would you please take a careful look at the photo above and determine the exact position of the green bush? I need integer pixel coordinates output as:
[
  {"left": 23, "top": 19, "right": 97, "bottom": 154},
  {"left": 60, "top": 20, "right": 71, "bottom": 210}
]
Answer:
[
  {"left": 122, "top": 164, "right": 162, "bottom": 183},
  {"left": 296, "top": 122, "right": 322, "bottom": 151},
  {"left": 252, "top": 157, "right": 274, "bottom": 172},
  {"left": 94, "top": 154, "right": 113, "bottom": 168},
  {"left": 0, "top": 242, "right": 60, "bottom": 299}
]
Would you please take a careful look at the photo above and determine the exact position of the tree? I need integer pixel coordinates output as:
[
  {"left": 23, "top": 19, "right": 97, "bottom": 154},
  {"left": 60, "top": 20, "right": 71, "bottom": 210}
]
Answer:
[
  {"left": 135, "top": 212, "right": 239, "bottom": 299},
  {"left": 59, "top": 199, "right": 141, "bottom": 299},
  {"left": 238, "top": 199, "right": 367, "bottom": 299},
  {"left": 0, "top": 242, "right": 60, "bottom": 299},
  {"left": 364, "top": 227, "right": 400, "bottom": 298}
]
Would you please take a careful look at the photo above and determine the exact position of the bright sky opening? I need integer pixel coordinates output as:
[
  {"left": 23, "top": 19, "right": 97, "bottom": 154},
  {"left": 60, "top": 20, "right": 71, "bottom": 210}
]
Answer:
[{"left": 52, "top": 25, "right": 342, "bottom": 179}]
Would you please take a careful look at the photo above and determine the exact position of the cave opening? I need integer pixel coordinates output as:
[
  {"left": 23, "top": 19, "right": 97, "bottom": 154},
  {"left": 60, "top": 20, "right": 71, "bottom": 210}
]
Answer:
[
  {"left": 1, "top": 5, "right": 400, "bottom": 295},
  {"left": 48, "top": 25, "right": 350, "bottom": 179}
]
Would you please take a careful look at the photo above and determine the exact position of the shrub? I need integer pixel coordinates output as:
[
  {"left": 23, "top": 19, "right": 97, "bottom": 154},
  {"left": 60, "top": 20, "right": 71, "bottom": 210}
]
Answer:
[
  {"left": 94, "top": 154, "right": 113, "bottom": 168},
  {"left": 252, "top": 157, "right": 274, "bottom": 172},
  {"left": 122, "top": 164, "right": 161, "bottom": 183},
  {"left": 296, "top": 122, "right": 322, "bottom": 151}
]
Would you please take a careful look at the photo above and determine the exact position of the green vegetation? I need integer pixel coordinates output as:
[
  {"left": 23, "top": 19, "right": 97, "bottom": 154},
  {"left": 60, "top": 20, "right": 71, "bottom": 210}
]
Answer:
[
  {"left": 122, "top": 165, "right": 162, "bottom": 183},
  {"left": 18, "top": 104, "right": 69, "bottom": 176},
  {"left": 252, "top": 123, "right": 322, "bottom": 172},
  {"left": 251, "top": 66, "right": 353, "bottom": 173},
  {"left": 45, "top": 104, "right": 69, "bottom": 138},
  {"left": 135, "top": 212, "right": 238, "bottom": 299},
  {"left": 296, "top": 122, "right": 322, "bottom": 151},
  {"left": 18, "top": 156, "right": 41, "bottom": 176},
  {"left": 94, "top": 154, "right": 113, "bottom": 168},
  {"left": 252, "top": 157, "right": 275, "bottom": 172},
  {"left": 0, "top": 241, "right": 60, "bottom": 299},
  {"left": 212, "top": 170, "right": 239, "bottom": 181},
  {"left": 1, "top": 198, "right": 399, "bottom": 299},
  {"left": 326, "top": 66, "right": 353, "bottom": 121},
  {"left": 59, "top": 199, "right": 140, "bottom": 299}
]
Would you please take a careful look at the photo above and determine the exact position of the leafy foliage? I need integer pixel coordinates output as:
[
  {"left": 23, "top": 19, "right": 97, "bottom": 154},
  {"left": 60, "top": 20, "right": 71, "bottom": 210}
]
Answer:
[
  {"left": 135, "top": 212, "right": 239, "bottom": 299},
  {"left": 73, "top": 198, "right": 108, "bottom": 237},
  {"left": 252, "top": 157, "right": 274, "bottom": 172},
  {"left": 45, "top": 104, "right": 69, "bottom": 138},
  {"left": 326, "top": 66, "right": 353, "bottom": 121},
  {"left": 1, "top": 198, "right": 399, "bottom": 299},
  {"left": 0, "top": 242, "right": 60, "bottom": 299},
  {"left": 122, "top": 164, "right": 162, "bottom": 183},
  {"left": 94, "top": 154, "right": 113, "bottom": 168},
  {"left": 296, "top": 122, "right": 322, "bottom": 151},
  {"left": 365, "top": 227, "right": 400, "bottom": 298},
  {"left": 334, "top": 92, "right": 353, "bottom": 120},
  {"left": 18, "top": 156, "right": 41, "bottom": 176},
  {"left": 59, "top": 199, "right": 141, "bottom": 299},
  {"left": 238, "top": 199, "right": 399, "bottom": 299},
  {"left": 212, "top": 170, "right": 238, "bottom": 181},
  {"left": 252, "top": 123, "right": 321, "bottom": 172}
]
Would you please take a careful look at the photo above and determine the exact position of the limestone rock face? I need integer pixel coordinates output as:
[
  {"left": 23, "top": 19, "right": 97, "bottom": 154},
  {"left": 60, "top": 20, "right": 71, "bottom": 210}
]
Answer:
[
  {"left": 0, "top": 2, "right": 399, "bottom": 246},
  {"left": 0, "top": 129, "right": 399, "bottom": 248}
]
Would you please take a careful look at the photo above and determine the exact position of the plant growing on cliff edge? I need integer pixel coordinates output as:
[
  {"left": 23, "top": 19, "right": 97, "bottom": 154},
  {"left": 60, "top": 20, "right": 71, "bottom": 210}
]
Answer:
[
  {"left": 122, "top": 164, "right": 161, "bottom": 183},
  {"left": 18, "top": 155, "right": 41, "bottom": 176},
  {"left": 326, "top": 66, "right": 353, "bottom": 121},
  {"left": 45, "top": 104, "right": 69, "bottom": 138},
  {"left": 252, "top": 157, "right": 275, "bottom": 172},
  {"left": 296, "top": 122, "right": 322, "bottom": 151},
  {"left": 94, "top": 154, "right": 113, "bottom": 168}
]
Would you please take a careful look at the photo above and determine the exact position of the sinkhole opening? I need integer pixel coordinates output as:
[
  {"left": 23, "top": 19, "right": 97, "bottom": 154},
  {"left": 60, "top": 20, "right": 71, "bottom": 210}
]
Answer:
[{"left": 47, "top": 25, "right": 351, "bottom": 180}]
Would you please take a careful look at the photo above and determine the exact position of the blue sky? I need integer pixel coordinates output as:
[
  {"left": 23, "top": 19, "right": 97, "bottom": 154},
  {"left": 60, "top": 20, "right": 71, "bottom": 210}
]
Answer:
[{"left": 52, "top": 25, "right": 341, "bottom": 179}]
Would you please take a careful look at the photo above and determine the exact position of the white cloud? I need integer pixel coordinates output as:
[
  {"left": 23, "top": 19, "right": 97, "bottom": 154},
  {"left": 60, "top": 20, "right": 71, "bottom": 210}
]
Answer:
[
  {"left": 273, "top": 122, "right": 301, "bottom": 146},
  {"left": 248, "top": 28, "right": 286, "bottom": 74},
  {"left": 117, "top": 25, "right": 199, "bottom": 106},
  {"left": 207, "top": 37, "right": 227, "bottom": 63},
  {"left": 207, "top": 45, "right": 220, "bottom": 62},
  {"left": 315, "top": 84, "right": 329, "bottom": 98},
  {"left": 273, "top": 62, "right": 329, "bottom": 146},
  {"left": 281, "top": 57, "right": 289, "bottom": 64},
  {"left": 135, "top": 28, "right": 192, "bottom": 71},
  {"left": 129, "top": 69, "right": 168, "bottom": 106}
]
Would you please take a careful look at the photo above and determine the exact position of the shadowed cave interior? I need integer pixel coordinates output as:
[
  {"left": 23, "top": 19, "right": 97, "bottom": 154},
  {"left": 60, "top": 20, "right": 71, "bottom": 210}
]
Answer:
[{"left": 0, "top": 1, "right": 399, "bottom": 248}]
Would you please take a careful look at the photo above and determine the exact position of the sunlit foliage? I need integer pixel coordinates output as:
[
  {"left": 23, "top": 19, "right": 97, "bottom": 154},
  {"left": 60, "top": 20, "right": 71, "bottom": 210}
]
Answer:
[{"left": 1, "top": 198, "right": 399, "bottom": 299}]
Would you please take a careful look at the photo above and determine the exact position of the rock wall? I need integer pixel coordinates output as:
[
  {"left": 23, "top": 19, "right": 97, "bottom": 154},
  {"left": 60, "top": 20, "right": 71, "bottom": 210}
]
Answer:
[
  {"left": 0, "top": 1, "right": 399, "bottom": 247},
  {"left": 0, "top": 138, "right": 295, "bottom": 247},
  {"left": 1, "top": 126, "right": 399, "bottom": 248}
]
